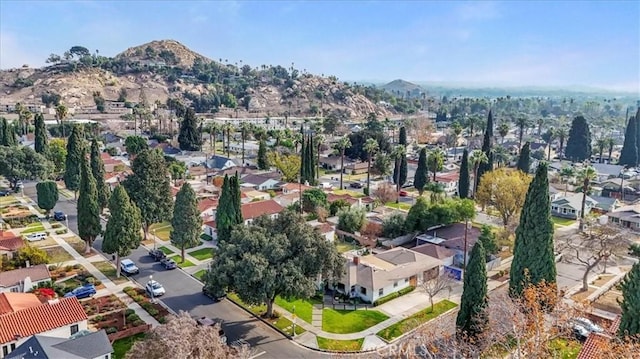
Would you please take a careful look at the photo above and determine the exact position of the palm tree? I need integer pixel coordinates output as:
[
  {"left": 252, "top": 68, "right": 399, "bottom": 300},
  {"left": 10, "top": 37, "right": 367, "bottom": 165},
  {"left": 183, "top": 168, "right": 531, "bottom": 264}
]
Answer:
[
  {"left": 556, "top": 126, "right": 568, "bottom": 161},
  {"left": 451, "top": 122, "right": 463, "bottom": 158},
  {"left": 492, "top": 145, "right": 510, "bottom": 168},
  {"left": 595, "top": 138, "right": 607, "bottom": 164},
  {"left": 240, "top": 123, "right": 250, "bottom": 165},
  {"left": 560, "top": 166, "right": 575, "bottom": 196},
  {"left": 466, "top": 115, "right": 480, "bottom": 139},
  {"left": 364, "top": 138, "right": 379, "bottom": 195},
  {"left": 606, "top": 137, "right": 615, "bottom": 163},
  {"left": 497, "top": 122, "right": 509, "bottom": 144},
  {"left": 578, "top": 165, "right": 597, "bottom": 230},
  {"left": 470, "top": 150, "right": 488, "bottom": 197},
  {"left": 428, "top": 148, "right": 445, "bottom": 182},
  {"left": 536, "top": 117, "right": 545, "bottom": 137},
  {"left": 516, "top": 116, "right": 529, "bottom": 150},
  {"left": 546, "top": 128, "right": 556, "bottom": 161},
  {"left": 55, "top": 104, "right": 68, "bottom": 138},
  {"left": 392, "top": 145, "right": 407, "bottom": 201},
  {"left": 223, "top": 123, "right": 233, "bottom": 157},
  {"left": 336, "top": 136, "right": 352, "bottom": 190}
]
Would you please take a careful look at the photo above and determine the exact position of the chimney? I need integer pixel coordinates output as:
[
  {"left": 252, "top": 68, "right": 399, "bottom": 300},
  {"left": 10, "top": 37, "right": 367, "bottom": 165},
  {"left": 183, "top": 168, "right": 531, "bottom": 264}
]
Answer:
[{"left": 353, "top": 256, "right": 359, "bottom": 265}]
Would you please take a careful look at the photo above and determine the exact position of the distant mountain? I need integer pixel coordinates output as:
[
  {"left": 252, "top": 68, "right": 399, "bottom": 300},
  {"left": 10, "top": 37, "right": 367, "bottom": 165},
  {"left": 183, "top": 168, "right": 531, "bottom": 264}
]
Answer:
[
  {"left": 412, "top": 82, "right": 638, "bottom": 98},
  {"left": 380, "top": 79, "right": 424, "bottom": 94}
]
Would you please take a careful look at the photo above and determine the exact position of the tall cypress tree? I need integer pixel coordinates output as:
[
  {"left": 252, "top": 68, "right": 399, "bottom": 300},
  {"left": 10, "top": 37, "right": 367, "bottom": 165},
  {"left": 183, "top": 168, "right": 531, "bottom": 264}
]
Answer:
[
  {"left": 257, "top": 140, "right": 269, "bottom": 170},
  {"left": 399, "top": 126, "right": 407, "bottom": 145},
  {"left": 394, "top": 127, "right": 408, "bottom": 186},
  {"left": 414, "top": 147, "right": 428, "bottom": 195},
  {"left": 90, "top": 138, "right": 110, "bottom": 212},
  {"left": 64, "top": 125, "right": 85, "bottom": 195},
  {"left": 102, "top": 185, "right": 142, "bottom": 278},
  {"left": 77, "top": 157, "right": 101, "bottom": 254},
  {"left": 0, "top": 118, "right": 4, "bottom": 145},
  {"left": 510, "top": 162, "right": 556, "bottom": 298},
  {"left": 177, "top": 107, "right": 202, "bottom": 151},
  {"left": 635, "top": 108, "right": 640, "bottom": 164},
  {"left": 459, "top": 149, "right": 470, "bottom": 199},
  {"left": 216, "top": 175, "right": 233, "bottom": 242},
  {"left": 477, "top": 110, "right": 494, "bottom": 184},
  {"left": 564, "top": 115, "right": 592, "bottom": 162},
  {"left": 1, "top": 118, "right": 16, "bottom": 146},
  {"left": 308, "top": 134, "right": 316, "bottom": 185},
  {"left": 618, "top": 261, "right": 640, "bottom": 338},
  {"left": 231, "top": 173, "right": 243, "bottom": 225},
  {"left": 34, "top": 113, "right": 48, "bottom": 155},
  {"left": 619, "top": 116, "right": 638, "bottom": 167},
  {"left": 456, "top": 241, "right": 488, "bottom": 338},
  {"left": 516, "top": 141, "right": 531, "bottom": 173},
  {"left": 171, "top": 183, "right": 203, "bottom": 262}
]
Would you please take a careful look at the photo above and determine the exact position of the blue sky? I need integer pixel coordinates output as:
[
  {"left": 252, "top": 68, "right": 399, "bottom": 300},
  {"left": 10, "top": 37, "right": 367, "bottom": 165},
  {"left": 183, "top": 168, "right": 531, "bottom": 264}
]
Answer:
[{"left": 1, "top": 1, "right": 638, "bottom": 92}]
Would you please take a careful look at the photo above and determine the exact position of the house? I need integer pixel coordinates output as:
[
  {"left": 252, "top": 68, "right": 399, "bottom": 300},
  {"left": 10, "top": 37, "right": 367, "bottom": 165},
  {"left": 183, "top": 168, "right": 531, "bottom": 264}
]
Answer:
[
  {"left": 206, "top": 156, "right": 239, "bottom": 171},
  {"left": 589, "top": 196, "right": 620, "bottom": 213},
  {"left": 240, "top": 174, "right": 281, "bottom": 191},
  {"left": 197, "top": 198, "right": 218, "bottom": 218},
  {"left": 99, "top": 153, "right": 126, "bottom": 173},
  {"left": 202, "top": 219, "right": 216, "bottom": 239},
  {"left": 319, "top": 156, "right": 343, "bottom": 171},
  {"left": 599, "top": 177, "right": 639, "bottom": 201},
  {"left": 417, "top": 224, "right": 481, "bottom": 267},
  {"left": 279, "top": 182, "right": 313, "bottom": 194},
  {"left": 273, "top": 192, "right": 301, "bottom": 208},
  {"left": 337, "top": 247, "right": 443, "bottom": 304},
  {"left": 241, "top": 200, "right": 284, "bottom": 225},
  {"left": 0, "top": 293, "right": 88, "bottom": 358},
  {"left": 6, "top": 330, "right": 113, "bottom": 359},
  {"left": 607, "top": 205, "right": 640, "bottom": 231},
  {"left": 0, "top": 230, "right": 24, "bottom": 260},
  {"left": 551, "top": 193, "right": 597, "bottom": 219},
  {"left": 591, "top": 163, "right": 623, "bottom": 182},
  {"left": 308, "top": 221, "right": 336, "bottom": 242},
  {"left": 241, "top": 190, "right": 271, "bottom": 203},
  {"left": 0, "top": 265, "right": 51, "bottom": 293},
  {"left": 343, "top": 162, "right": 369, "bottom": 175},
  {"left": 434, "top": 172, "right": 460, "bottom": 196},
  {"left": 411, "top": 243, "right": 456, "bottom": 266}
]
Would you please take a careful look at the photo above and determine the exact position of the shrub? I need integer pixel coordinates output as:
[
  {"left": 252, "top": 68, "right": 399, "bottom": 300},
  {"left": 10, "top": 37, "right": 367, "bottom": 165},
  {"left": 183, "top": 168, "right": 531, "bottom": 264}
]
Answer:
[
  {"left": 373, "top": 286, "right": 416, "bottom": 306},
  {"left": 94, "top": 315, "right": 104, "bottom": 322},
  {"left": 158, "top": 316, "right": 167, "bottom": 324},
  {"left": 94, "top": 280, "right": 102, "bottom": 286},
  {"left": 125, "top": 308, "right": 135, "bottom": 316},
  {"left": 132, "top": 320, "right": 144, "bottom": 327},
  {"left": 55, "top": 229, "right": 68, "bottom": 235},
  {"left": 72, "top": 264, "right": 81, "bottom": 269},
  {"left": 51, "top": 223, "right": 62, "bottom": 229},
  {"left": 127, "top": 313, "right": 141, "bottom": 323},
  {"left": 106, "top": 327, "right": 118, "bottom": 334},
  {"left": 48, "top": 265, "right": 58, "bottom": 271},
  {"left": 85, "top": 277, "right": 96, "bottom": 284},
  {"left": 64, "top": 265, "right": 73, "bottom": 272}
]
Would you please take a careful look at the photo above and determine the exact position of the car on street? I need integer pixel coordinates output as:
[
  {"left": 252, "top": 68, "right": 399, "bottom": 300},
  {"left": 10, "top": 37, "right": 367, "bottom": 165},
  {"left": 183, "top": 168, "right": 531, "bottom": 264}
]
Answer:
[
  {"left": 148, "top": 249, "right": 166, "bottom": 261},
  {"left": 120, "top": 259, "right": 140, "bottom": 275},
  {"left": 64, "top": 284, "right": 96, "bottom": 299},
  {"left": 570, "top": 317, "right": 604, "bottom": 340},
  {"left": 146, "top": 280, "right": 166, "bottom": 297},
  {"left": 0, "top": 189, "right": 10, "bottom": 196},
  {"left": 402, "top": 180, "right": 414, "bottom": 188},
  {"left": 53, "top": 211, "right": 66, "bottom": 221},
  {"left": 202, "top": 285, "right": 226, "bottom": 302},
  {"left": 196, "top": 317, "right": 227, "bottom": 344},
  {"left": 399, "top": 190, "right": 409, "bottom": 197},
  {"left": 349, "top": 182, "right": 363, "bottom": 189},
  {"left": 25, "top": 232, "right": 47, "bottom": 242},
  {"left": 160, "top": 257, "right": 177, "bottom": 270}
]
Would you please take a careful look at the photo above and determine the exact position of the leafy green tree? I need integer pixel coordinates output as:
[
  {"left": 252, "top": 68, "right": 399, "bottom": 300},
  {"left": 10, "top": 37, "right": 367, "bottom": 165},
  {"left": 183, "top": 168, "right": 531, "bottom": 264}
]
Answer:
[
  {"left": 564, "top": 115, "right": 592, "bottom": 162},
  {"left": 510, "top": 162, "right": 556, "bottom": 299},
  {"left": 257, "top": 140, "right": 269, "bottom": 170},
  {"left": 364, "top": 138, "right": 379, "bottom": 195},
  {"left": 1, "top": 118, "right": 17, "bottom": 146},
  {"left": 427, "top": 148, "right": 445, "bottom": 182},
  {"left": 47, "top": 138, "right": 67, "bottom": 175},
  {"left": 124, "top": 135, "right": 148, "bottom": 156},
  {"left": 618, "top": 116, "right": 638, "bottom": 167},
  {"left": 476, "top": 110, "right": 494, "bottom": 185},
  {"left": 372, "top": 152, "right": 391, "bottom": 177},
  {"left": 90, "top": 139, "right": 110, "bottom": 212},
  {"left": 382, "top": 212, "right": 407, "bottom": 238},
  {"left": 203, "top": 210, "right": 344, "bottom": 317},
  {"left": 34, "top": 113, "right": 49, "bottom": 155},
  {"left": 302, "top": 188, "right": 327, "bottom": 213},
  {"left": 36, "top": 181, "right": 58, "bottom": 217},
  {"left": 11, "top": 245, "right": 50, "bottom": 268},
  {"left": 478, "top": 225, "right": 499, "bottom": 255},
  {"left": 516, "top": 141, "right": 531, "bottom": 173},
  {"left": 405, "top": 197, "right": 431, "bottom": 232},
  {"left": 102, "top": 185, "right": 142, "bottom": 278},
  {"left": 168, "top": 161, "right": 186, "bottom": 186},
  {"left": 178, "top": 108, "right": 202, "bottom": 151},
  {"left": 414, "top": 147, "right": 429, "bottom": 195},
  {"left": 337, "top": 207, "right": 365, "bottom": 234},
  {"left": 123, "top": 149, "right": 173, "bottom": 239},
  {"left": 329, "top": 199, "right": 351, "bottom": 216},
  {"left": 64, "top": 125, "right": 85, "bottom": 196},
  {"left": 78, "top": 157, "right": 101, "bottom": 254},
  {"left": 336, "top": 136, "right": 351, "bottom": 190},
  {"left": 459, "top": 149, "right": 470, "bottom": 199},
  {"left": 618, "top": 261, "right": 640, "bottom": 338},
  {"left": 0, "top": 146, "right": 52, "bottom": 188},
  {"left": 171, "top": 183, "right": 203, "bottom": 262},
  {"left": 216, "top": 174, "right": 242, "bottom": 242},
  {"left": 456, "top": 241, "right": 488, "bottom": 338}
]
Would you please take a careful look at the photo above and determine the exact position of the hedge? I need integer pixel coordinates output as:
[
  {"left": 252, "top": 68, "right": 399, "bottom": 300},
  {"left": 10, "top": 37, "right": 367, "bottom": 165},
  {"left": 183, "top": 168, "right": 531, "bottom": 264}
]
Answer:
[{"left": 373, "top": 286, "right": 416, "bottom": 306}]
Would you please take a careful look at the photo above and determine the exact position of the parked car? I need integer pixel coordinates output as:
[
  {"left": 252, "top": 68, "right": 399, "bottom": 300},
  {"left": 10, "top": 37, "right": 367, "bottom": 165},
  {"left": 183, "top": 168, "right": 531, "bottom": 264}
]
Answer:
[
  {"left": 196, "top": 317, "right": 227, "bottom": 344},
  {"left": 0, "top": 189, "right": 10, "bottom": 196},
  {"left": 148, "top": 249, "right": 166, "bottom": 261},
  {"left": 349, "top": 182, "right": 363, "bottom": 189},
  {"left": 120, "top": 259, "right": 139, "bottom": 275},
  {"left": 160, "top": 257, "right": 177, "bottom": 270},
  {"left": 402, "top": 180, "right": 414, "bottom": 188},
  {"left": 25, "top": 232, "right": 47, "bottom": 242},
  {"left": 53, "top": 211, "right": 66, "bottom": 221},
  {"left": 146, "top": 280, "right": 166, "bottom": 297},
  {"left": 399, "top": 190, "right": 409, "bottom": 197},
  {"left": 202, "top": 285, "right": 226, "bottom": 302},
  {"left": 570, "top": 317, "right": 604, "bottom": 340},
  {"left": 64, "top": 284, "right": 96, "bottom": 299}
]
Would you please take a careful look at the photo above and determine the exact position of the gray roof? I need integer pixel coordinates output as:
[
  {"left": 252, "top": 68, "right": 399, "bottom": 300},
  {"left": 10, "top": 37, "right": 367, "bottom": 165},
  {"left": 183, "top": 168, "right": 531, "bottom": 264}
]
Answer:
[
  {"left": 6, "top": 330, "right": 112, "bottom": 359},
  {"left": 592, "top": 163, "right": 623, "bottom": 177},
  {"left": 0, "top": 264, "right": 50, "bottom": 288},
  {"left": 241, "top": 174, "right": 278, "bottom": 186},
  {"left": 589, "top": 196, "right": 618, "bottom": 211},
  {"left": 206, "top": 155, "right": 239, "bottom": 170},
  {"left": 552, "top": 193, "right": 597, "bottom": 210}
]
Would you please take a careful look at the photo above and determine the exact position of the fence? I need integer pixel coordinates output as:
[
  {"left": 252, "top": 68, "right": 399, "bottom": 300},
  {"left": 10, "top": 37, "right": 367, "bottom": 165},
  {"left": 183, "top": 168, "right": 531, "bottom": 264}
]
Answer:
[{"left": 107, "top": 324, "right": 151, "bottom": 342}]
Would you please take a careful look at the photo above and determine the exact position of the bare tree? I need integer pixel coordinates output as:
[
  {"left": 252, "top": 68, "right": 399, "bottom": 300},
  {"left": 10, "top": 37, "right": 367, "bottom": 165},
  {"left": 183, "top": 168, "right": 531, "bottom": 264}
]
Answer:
[
  {"left": 373, "top": 182, "right": 398, "bottom": 204},
  {"left": 558, "top": 222, "right": 629, "bottom": 292},
  {"left": 421, "top": 271, "right": 454, "bottom": 311}
]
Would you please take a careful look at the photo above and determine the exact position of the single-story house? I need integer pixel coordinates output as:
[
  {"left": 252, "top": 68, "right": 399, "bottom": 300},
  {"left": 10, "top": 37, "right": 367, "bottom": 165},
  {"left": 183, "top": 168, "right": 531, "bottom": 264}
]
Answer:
[
  {"left": 592, "top": 163, "right": 623, "bottom": 182},
  {"left": 99, "top": 153, "right": 127, "bottom": 173},
  {"left": 241, "top": 200, "right": 284, "bottom": 225},
  {"left": 206, "top": 156, "right": 239, "bottom": 171},
  {"left": 0, "top": 231, "right": 24, "bottom": 260},
  {"left": 198, "top": 198, "right": 218, "bottom": 218},
  {"left": 279, "top": 183, "right": 313, "bottom": 194},
  {"left": 590, "top": 196, "right": 620, "bottom": 213},
  {"left": 308, "top": 221, "right": 336, "bottom": 242},
  {"left": 6, "top": 330, "right": 113, "bottom": 359},
  {"left": 240, "top": 174, "right": 281, "bottom": 191},
  {"left": 319, "top": 156, "right": 344, "bottom": 171},
  {"left": 273, "top": 192, "right": 301, "bottom": 208},
  {"left": 343, "top": 162, "right": 368, "bottom": 175},
  {"left": 434, "top": 172, "right": 459, "bottom": 196},
  {"left": 417, "top": 223, "right": 481, "bottom": 267},
  {"left": 607, "top": 205, "right": 640, "bottom": 231},
  {"left": 410, "top": 243, "right": 456, "bottom": 266},
  {"left": 202, "top": 219, "right": 217, "bottom": 239},
  {"left": 0, "top": 293, "right": 88, "bottom": 358},
  {"left": 337, "top": 247, "right": 443, "bottom": 304},
  {"left": 0, "top": 265, "right": 51, "bottom": 293},
  {"left": 551, "top": 193, "right": 597, "bottom": 219}
]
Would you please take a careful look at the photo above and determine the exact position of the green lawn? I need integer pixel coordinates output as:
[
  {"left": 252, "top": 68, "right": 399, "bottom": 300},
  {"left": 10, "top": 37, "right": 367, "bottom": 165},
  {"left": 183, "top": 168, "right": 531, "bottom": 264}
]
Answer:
[
  {"left": 227, "top": 293, "right": 306, "bottom": 336},
  {"left": 385, "top": 202, "right": 412, "bottom": 211},
  {"left": 158, "top": 246, "right": 174, "bottom": 255},
  {"left": 316, "top": 337, "right": 363, "bottom": 352},
  {"left": 548, "top": 338, "right": 581, "bottom": 359},
  {"left": 271, "top": 316, "right": 306, "bottom": 336},
  {"left": 0, "top": 195, "right": 18, "bottom": 206},
  {"left": 274, "top": 296, "right": 322, "bottom": 324},
  {"left": 21, "top": 223, "right": 45, "bottom": 234},
  {"left": 112, "top": 333, "right": 146, "bottom": 359},
  {"left": 92, "top": 261, "right": 130, "bottom": 284},
  {"left": 335, "top": 239, "right": 360, "bottom": 254},
  {"left": 187, "top": 247, "right": 215, "bottom": 261},
  {"left": 227, "top": 292, "right": 267, "bottom": 316},
  {"left": 322, "top": 308, "right": 389, "bottom": 334},
  {"left": 193, "top": 269, "right": 207, "bottom": 281},
  {"left": 168, "top": 255, "right": 195, "bottom": 268},
  {"left": 150, "top": 222, "right": 172, "bottom": 241},
  {"left": 377, "top": 300, "right": 457, "bottom": 341},
  {"left": 552, "top": 216, "right": 576, "bottom": 227}
]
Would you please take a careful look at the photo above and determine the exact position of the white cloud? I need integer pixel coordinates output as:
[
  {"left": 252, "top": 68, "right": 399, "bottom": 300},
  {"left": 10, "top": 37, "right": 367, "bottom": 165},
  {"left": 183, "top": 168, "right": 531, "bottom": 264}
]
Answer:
[{"left": 0, "top": 31, "right": 44, "bottom": 69}]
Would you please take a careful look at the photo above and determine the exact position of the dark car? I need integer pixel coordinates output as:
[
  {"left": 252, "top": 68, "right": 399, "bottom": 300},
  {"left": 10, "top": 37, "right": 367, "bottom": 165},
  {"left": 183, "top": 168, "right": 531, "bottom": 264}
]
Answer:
[
  {"left": 202, "top": 285, "right": 226, "bottom": 302},
  {"left": 149, "top": 249, "right": 166, "bottom": 261},
  {"left": 64, "top": 284, "right": 97, "bottom": 299},
  {"left": 160, "top": 257, "right": 177, "bottom": 270},
  {"left": 53, "top": 211, "right": 66, "bottom": 221},
  {"left": 0, "top": 189, "right": 10, "bottom": 196},
  {"left": 349, "top": 182, "right": 363, "bottom": 189},
  {"left": 196, "top": 317, "right": 227, "bottom": 344}
]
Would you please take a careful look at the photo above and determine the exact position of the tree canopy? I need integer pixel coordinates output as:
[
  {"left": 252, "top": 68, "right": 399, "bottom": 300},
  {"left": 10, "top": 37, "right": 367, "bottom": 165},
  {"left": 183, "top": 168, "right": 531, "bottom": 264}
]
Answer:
[
  {"left": 124, "top": 135, "right": 148, "bottom": 156},
  {"left": 619, "top": 116, "right": 638, "bottom": 167},
  {"left": 618, "top": 261, "right": 640, "bottom": 338},
  {"left": 64, "top": 125, "right": 85, "bottom": 193},
  {"left": 476, "top": 168, "right": 532, "bottom": 226},
  {"left": 178, "top": 108, "right": 202, "bottom": 151},
  {"left": 0, "top": 146, "right": 52, "bottom": 188},
  {"left": 565, "top": 115, "right": 592, "bottom": 162},
  {"left": 516, "top": 141, "right": 531, "bottom": 173},
  {"left": 34, "top": 113, "right": 49, "bottom": 155},
  {"left": 456, "top": 241, "right": 488, "bottom": 338},
  {"left": 171, "top": 183, "right": 203, "bottom": 262},
  {"left": 102, "top": 185, "right": 142, "bottom": 277},
  {"left": 36, "top": 181, "right": 58, "bottom": 216}
]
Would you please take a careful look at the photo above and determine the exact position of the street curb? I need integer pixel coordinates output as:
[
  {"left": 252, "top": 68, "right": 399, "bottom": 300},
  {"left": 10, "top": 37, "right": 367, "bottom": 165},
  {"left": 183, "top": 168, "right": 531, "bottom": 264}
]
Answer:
[{"left": 225, "top": 296, "right": 293, "bottom": 340}]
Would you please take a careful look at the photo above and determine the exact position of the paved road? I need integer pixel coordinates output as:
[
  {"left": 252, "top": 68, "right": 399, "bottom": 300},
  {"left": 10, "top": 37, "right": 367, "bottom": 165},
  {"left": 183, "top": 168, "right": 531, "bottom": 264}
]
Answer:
[{"left": 23, "top": 183, "right": 325, "bottom": 359}]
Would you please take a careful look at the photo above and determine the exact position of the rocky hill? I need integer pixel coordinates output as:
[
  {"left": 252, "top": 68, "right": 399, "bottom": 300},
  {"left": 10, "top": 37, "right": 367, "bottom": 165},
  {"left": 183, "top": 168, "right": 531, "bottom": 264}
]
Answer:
[
  {"left": 381, "top": 79, "right": 424, "bottom": 97},
  {"left": 0, "top": 40, "right": 398, "bottom": 119}
]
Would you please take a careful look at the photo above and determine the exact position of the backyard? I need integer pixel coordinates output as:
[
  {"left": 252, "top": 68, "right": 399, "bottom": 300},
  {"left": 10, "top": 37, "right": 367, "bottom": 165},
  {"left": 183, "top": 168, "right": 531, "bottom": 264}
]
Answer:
[
  {"left": 322, "top": 308, "right": 389, "bottom": 334},
  {"left": 334, "top": 239, "right": 361, "bottom": 253},
  {"left": 377, "top": 300, "right": 457, "bottom": 341},
  {"left": 112, "top": 333, "right": 145, "bottom": 359}
]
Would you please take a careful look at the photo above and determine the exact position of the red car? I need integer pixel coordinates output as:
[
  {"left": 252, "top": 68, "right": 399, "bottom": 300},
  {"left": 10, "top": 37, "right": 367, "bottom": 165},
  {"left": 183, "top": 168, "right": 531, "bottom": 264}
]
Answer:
[{"left": 399, "top": 190, "right": 408, "bottom": 197}]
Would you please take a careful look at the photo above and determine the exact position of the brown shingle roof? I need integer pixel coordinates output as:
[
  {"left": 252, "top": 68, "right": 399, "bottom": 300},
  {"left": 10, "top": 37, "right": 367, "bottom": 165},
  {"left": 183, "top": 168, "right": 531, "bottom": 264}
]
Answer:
[
  {"left": 0, "top": 236, "right": 25, "bottom": 252},
  {"left": 241, "top": 200, "right": 284, "bottom": 220},
  {"left": 411, "top": 243, "right": 456, "bottom": 259},
  {"left": 0, "top": 295, "right": 87, "bottom": 344},
  {"left": 0, "top": 264, "right": 51, "bottom": 289}
]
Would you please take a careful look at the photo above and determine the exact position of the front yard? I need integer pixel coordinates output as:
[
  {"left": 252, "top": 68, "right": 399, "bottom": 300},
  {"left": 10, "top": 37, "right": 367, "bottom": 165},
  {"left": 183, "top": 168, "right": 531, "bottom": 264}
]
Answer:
[
  {"left": 274, "top": 296, "right": 322, "bottom": 324},
  {"left": 187, "top": 247, "right": 215, "bottom": 261},
  {"left": 227, "top": 293, "right": 305, "bottom": 336},
  {"left": 168, "top": 255, "right": 195, "bottom": 268},
  {"left": 552, "top": 216, "right": 576, "bottom": 227},
  {"left": 377, "top": 300, "right": 457, "bottom": 341},
  {"left": 322, "top": 308, "right": 389, "bottom": 334},
  {"left": 149, "top": 222, "right": 172, "bottom": 241},
  {"left": 385, "top": 202, "right": 412, "bottom": 211},
  {"left": 92, "top": 261, "right": 130, "bottom": 284}
]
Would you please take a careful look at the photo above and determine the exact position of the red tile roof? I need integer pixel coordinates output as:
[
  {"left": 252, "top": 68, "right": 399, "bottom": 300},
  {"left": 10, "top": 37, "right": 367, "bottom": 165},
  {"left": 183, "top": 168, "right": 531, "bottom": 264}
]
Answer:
[
  {"left": 0, "top": 295, "right": 87, "bottom": 344},
  {"left": 281, "top": 183, "right": 313, "bottom": 192},
  {"left": 0, "top": 230, "right": 20, "bottom": 241},
  {"left": 0, "top": 236, "right": 24, "bottom": 252},
  {"left": 435, "top": 172, "right": 460, "bottom": 183},
  {"left": 577, "top": 332, "right": 610, "bottom": 359},
  {"left": 198, "top": 198, "right": 219, "bottom": 213},
  {"left": 241, "top": 200, "right": 284, "bottom": 220},
  {"left": 0, "top": 293, "right": 43, "bottom": 315},
  {"left": 203, "top": 220, "right": 216, "bottom": 229},
  {"left": 327, "top": 193, "right": 358, "bottom": 205}
]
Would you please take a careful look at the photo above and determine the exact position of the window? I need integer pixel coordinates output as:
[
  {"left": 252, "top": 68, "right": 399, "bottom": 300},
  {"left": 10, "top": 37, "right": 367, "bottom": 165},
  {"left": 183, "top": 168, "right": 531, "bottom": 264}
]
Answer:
[
  {"left": 70, "top": 324, "right": 79, "bottom": 335},
  {"left": 394, "top": 281, "right": 398, "bottom": 288},
  {"left": 378, "top": 288, "right": 384, "bottom": 296},
  {"left": 405, "top": 278, "right": 409, "bottom": 283},
  {"left": 360, "top": 287, "right": 366, "bottom": 295},
  {"left": 10, "top": 344, "right": 15, "bottom": 351},
  {"left": 3, "top": 345, "right": 8, "bottom": 356}
]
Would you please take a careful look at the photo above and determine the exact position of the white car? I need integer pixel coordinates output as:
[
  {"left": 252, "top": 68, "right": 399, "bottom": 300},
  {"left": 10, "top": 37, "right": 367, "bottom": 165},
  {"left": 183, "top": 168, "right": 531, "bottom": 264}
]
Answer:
[
  {"left": 25, "top": 232, "right": 47, "bottom": 242},
  {"left": 145, "top": 280, "right": 166, "bottom": 297},
  {"left": 120, "top": 259, "right": 139, "bottom": 275}
]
